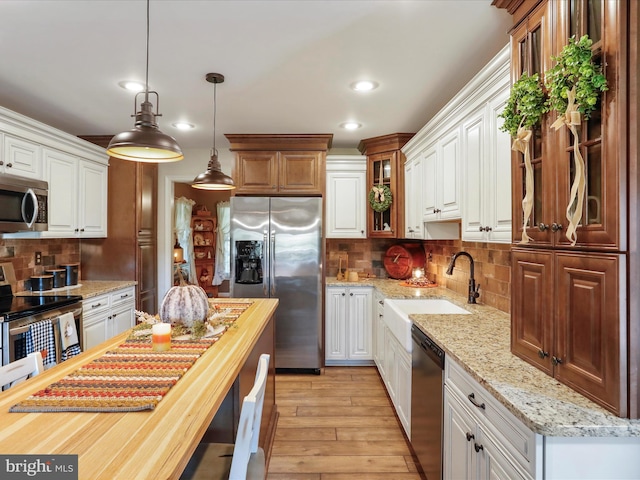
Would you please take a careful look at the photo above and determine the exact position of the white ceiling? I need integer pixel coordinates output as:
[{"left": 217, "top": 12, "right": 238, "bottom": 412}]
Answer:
[{"left": 0, "top": 0, "right": 511, "bottom": 151}]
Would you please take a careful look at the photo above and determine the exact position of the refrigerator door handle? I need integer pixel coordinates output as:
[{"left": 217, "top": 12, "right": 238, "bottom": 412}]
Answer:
[
  {"left": 262, "top": 230, "right": 269, "bottom": 296},
  {"left": 270, "top": 230, "right": 276, "bottom": 296}
]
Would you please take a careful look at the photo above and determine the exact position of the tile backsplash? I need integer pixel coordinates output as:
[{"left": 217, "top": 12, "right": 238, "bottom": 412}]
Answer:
[
  {"left": 0, "top": 238, "right": 80, "bottom": 292},
  {"left": 326, "top": 238, "right": 511, "bottom": 313}
]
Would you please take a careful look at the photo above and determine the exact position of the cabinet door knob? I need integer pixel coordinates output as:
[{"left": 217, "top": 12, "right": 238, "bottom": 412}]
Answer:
[
  {"left": 537, "top": 349, "right": 549, "bottom": 358},
  {"left": 552, "top": 356, "right": 563, "bottom": 366},
  {"left": 350, "top": 293, "right": 353, "bottom": 296},
  {"left": 467, "top": 392, "right": 485, "bottom": 410},
  {"left": 474, "top": 443, "right": 484, "bottom": 453},
  {"left": 341, "top": 293, "right": 345, "bottom": 296},
  {"left": 466, "top": 432, "right": 474, "bottom": 442},
  {"left": 485, "top": 226, "right": 492, "bottom": 232},
  {"left": 0, "top": 161, "right": 3, "bottom": 166},
  {"left": 6, "top": 163, "right": 12, "bottom": 168},
  {"left": 361, "top": 230, "right": 364, "bottom": 235},
  {"left": 551, "top": 222, "right": 563, "bottom": 232},
  {"left": 479, "top": 226, "right": 485, "bottom": 232},
  {"left": 538, "top": 223, "right": 549, "bottom": 231},
  {"left": 378, "top": 300, "right": 384, "bottom": 305}
]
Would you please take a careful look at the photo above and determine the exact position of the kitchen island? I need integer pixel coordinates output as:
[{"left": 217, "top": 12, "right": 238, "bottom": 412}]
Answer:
[{"left": 0, "top": 298, "right": 278, "bottom": 480}]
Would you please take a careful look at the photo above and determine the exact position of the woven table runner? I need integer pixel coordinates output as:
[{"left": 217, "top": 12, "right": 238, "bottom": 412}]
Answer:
[{"left": 9, "top": 301, "right": 253, "bottom": 413}]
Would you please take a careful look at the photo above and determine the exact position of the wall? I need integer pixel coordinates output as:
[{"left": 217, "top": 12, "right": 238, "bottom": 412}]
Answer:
[
  {"left": 0, "top": 238, "right": 80, "bottom": 292},
  {"left": 326, "top": 237, "right": 511, "bottom": 313}
]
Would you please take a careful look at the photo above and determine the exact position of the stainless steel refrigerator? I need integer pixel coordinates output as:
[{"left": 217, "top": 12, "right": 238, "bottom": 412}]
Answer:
[{"left": 230, "top": 197, "right": 323, "bottom": 372}]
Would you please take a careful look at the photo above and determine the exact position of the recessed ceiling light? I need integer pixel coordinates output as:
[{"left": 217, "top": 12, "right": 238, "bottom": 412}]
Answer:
[
  {"left": 350, "top": 80, "right": 378, "bottom": 92},
  {"left": 340, "top": 122, "right": 362, "bottom": 130},
  {"left": 118, "top": 80, "right": 145, "bottom": 92},
  {"left": 172, "top": 122, "right": 195, "bottom": 130}
]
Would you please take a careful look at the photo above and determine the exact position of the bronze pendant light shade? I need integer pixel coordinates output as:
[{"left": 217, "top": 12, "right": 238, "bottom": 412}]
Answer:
[
  {"left": 192, "top": 73, "right": 236, "bottom": 190},
  {"left": 107, "top": 0, "right": 183, "bottom": 163}
]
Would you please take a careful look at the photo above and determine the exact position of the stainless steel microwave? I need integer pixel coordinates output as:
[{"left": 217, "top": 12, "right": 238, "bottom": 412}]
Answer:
[{"left": 0, "top": 174, "right": 48, "bottom": 233}]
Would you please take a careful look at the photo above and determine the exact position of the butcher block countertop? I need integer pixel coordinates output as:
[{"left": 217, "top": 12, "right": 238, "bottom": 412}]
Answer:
[
  {"left": 327, "top": 278, "right": 640, "bottom": 437},
  {"left": 16, "top": 280, "right": 137, "bottom": 299},
  {"left": 0, "top": 298, "right": 278, "bottom": 479}
]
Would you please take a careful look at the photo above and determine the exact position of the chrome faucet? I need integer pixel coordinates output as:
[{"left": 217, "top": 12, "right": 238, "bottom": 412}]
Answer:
[{"left": 446, "top": 251, "right": 480, "bottom": 304}]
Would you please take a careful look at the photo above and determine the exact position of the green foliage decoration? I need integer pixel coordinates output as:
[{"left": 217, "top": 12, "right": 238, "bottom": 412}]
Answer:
[
  {"left": 544, "top": 35, "right": 608, "bottom": 120},
  {"left": 368, "top": 185, "right": 392, "bottom": 212},
  {"left": 499, "top": 72, "right": 548, "bottom": 137}
]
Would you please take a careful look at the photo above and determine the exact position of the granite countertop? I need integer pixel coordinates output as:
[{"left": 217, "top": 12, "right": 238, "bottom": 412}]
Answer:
[
  {"left": 17, "top": 280, "right": 137, "bottom": 299},
  {"left": 326, "top": 277, "right": 640, "bottom": 437}
]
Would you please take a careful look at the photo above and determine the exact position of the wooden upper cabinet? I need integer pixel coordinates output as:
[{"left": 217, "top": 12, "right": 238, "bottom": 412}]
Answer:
[
  {"left": 507, "top": 0, "right": 622, "bottom": 249},
  {"left": 358, "top": 133, "right": 414, "bottom": 239},
  {"left": 510, "top": 0, "right": 554, "bottom": 245},
  {"left": 225, "top": 134, "right": 332, "bottom": 196},
  {"left": 234, "top": 152, "right": 279, "bottom": 194}
]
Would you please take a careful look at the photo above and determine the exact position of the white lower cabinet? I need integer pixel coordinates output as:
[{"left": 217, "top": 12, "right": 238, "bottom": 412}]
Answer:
[
  {"left": 444, "top": 386, "right": 528, "bottom": 480},
  {"left": 82, "top": 286, "right": 135, "bottom": 351},
  {"left": 444, "top": 357, "right": 535, "bottom": 480},
  {"left": 443, "top": 356, "right": 640, "bottom": 480},
  {"left": 372, "top": 290, "right": 411, "bottom": 437},
  {"left": 325, "top": 286, "right": 373, "bottom": 365}
]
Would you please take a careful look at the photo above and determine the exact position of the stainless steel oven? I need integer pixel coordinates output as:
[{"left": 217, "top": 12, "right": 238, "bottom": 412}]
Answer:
[{"left": 4, "top": 301, "right": 83, "bottom": 366}]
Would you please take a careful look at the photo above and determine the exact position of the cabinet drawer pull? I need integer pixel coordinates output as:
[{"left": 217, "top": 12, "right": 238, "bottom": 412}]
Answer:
[
  {"left": 120, "top": 294, "right": 130, "bottom": 299},
  {"left": 474, "top": 443, "right": 484, "bottom": 453},
  {"left": 467, "top": 392, "right": 485, "bottom": 410},
  {"left": 466, "top": 432, "right": 474, "bottom": 442},
  {"left": 91, "top": 302, "right": 104, "bottom": 309}
]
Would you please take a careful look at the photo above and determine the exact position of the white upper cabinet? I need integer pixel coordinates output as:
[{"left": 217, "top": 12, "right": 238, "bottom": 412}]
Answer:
[
  {"left": 461, "top": 77, "right": 512, "bottom": 243},
  {"left": 326, "top": 155, "right": 367, "bottom": 238},
  {"left": 404, "top": 155, "right": 424, "bottom": 238},
  {"left": 2, "top": 134, "right": 42, "bottom": 179},
  {"left": 0, "top": 106, "right": 108, "bottom": 239},
  {"left": 45, "top": 149, "right": 107, "bottom": 238},
  {"left": 402, "top": 45, "right": 510, "bottom": 243}
]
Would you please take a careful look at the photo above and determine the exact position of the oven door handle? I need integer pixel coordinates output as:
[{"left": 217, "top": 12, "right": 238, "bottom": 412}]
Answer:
[{"left": 8, "top": 307, "right": 82, "bottom": 336}]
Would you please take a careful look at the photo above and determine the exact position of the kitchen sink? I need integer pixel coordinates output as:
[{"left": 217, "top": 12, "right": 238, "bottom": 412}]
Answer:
[{"left": 383, "top": 299, "right": 470, "bottom": 352}]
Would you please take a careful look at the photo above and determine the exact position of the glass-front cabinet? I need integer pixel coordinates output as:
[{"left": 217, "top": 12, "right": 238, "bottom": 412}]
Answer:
[
  {"left": 358, "top": 133, "right": 414, "bottom": 239},
  {"left": 511, "top": 0, "right": 620, "bottom": 249},
  {"left": 510, "top": 1, "right": 552, "bottom": 245}
]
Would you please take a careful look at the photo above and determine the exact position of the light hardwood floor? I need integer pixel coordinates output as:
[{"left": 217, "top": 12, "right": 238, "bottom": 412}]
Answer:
[{"left": 267, "top": 366, "right": 424, "bottom": 480}]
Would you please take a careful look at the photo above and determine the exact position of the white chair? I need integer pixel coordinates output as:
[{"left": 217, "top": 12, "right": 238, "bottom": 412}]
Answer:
[
  {"left": 181, "top": 353, "right": 270, "bottom": 480},
  {"left": 0, "top": 352, "right": 44, "bottom": 390}
]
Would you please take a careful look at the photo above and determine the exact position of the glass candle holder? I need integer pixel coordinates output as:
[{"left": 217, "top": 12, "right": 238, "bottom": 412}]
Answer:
[
  {"left": 412, "top": 267, "right": 425, "bottom": 280},
  {"left": 152, "top": 323, "right": 171, "bottom": 351}
]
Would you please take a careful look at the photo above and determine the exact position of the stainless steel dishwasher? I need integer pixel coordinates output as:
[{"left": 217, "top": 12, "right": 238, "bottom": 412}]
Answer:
[{"left": 411, "top": 323, "right": 445, "bottom": 480}]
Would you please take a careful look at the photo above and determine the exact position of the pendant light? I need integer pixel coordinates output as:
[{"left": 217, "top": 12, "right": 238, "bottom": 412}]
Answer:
[
  {"left": 107, "top": 0, "right": 183, "bottom": 163},
  {"left": 192, "top": 73, "right": 236, "bottom": 190}
]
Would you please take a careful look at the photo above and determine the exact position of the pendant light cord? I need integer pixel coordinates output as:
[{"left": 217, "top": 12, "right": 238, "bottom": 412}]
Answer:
[
  {"left": 212, "top": 81, "right": 217, "bottom": 155},
  {"left": 145, "top": 0, "right": 150, "bottom": 103}
]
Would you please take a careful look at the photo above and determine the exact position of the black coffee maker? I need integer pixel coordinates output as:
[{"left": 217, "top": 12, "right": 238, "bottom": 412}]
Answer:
[{"left": 234, "top": 240, "right": 263, "bottom": 284}]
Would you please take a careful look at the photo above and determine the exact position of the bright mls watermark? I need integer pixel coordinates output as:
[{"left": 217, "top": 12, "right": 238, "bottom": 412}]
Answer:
[{"left": 0, "top": 455, "right": 77, "bottom": 479}]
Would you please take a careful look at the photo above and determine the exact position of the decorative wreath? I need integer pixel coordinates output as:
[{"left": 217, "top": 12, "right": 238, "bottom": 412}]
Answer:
[
  {"left": 545, "top": 35, "right": 608, "bottom": 120},
  {"left": 499, "top": 72, "right": 548, "bottom": 138},
  {"left": 369, "top": 184, "right": 392, "bottom": 212}
]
